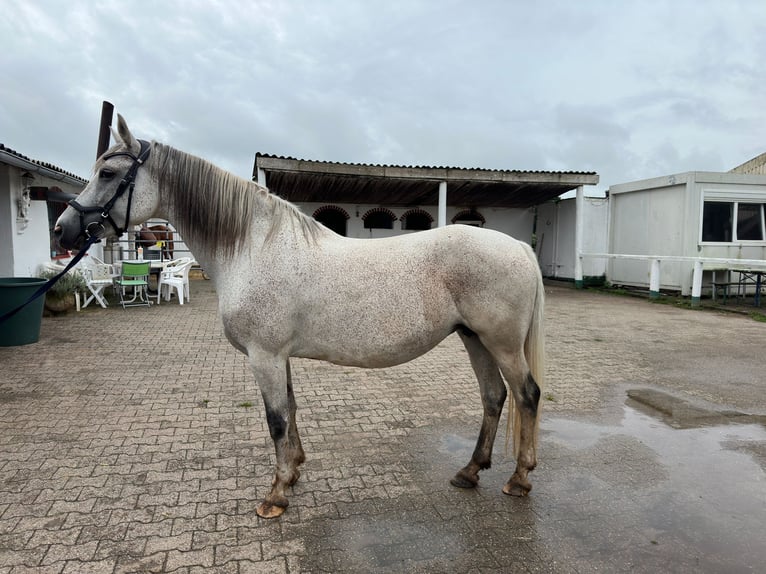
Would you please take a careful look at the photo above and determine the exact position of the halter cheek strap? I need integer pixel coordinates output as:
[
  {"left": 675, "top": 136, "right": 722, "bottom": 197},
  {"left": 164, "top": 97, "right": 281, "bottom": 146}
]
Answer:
[{"left": 69, "top": 139, "right": 152, "bottom": 240}]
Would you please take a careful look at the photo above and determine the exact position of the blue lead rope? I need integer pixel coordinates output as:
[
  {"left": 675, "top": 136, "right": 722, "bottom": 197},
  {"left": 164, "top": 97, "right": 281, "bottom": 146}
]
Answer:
[{"left": 0, "top": 235, "right": 100, "bottom": 325}]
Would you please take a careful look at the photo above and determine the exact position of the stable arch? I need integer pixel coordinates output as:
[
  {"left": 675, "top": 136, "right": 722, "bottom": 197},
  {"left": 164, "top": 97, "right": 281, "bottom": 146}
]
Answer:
[{"left": 312, "top": 205, "right": 350, "bottom": 236}]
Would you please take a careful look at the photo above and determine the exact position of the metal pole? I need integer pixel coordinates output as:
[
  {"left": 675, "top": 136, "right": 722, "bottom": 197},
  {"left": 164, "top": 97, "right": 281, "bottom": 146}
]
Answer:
[
  {"left": 574, "top": 186, "right": 584, "bottom": 288},
  {"left": 96, "top": 101, "right": 114, "bottom": 159}
]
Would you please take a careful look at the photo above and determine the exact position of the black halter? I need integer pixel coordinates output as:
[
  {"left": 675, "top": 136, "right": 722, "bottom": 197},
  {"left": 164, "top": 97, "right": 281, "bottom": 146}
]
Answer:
[{"left": 68, "top": 139, "right": 152, "bottom": 241}]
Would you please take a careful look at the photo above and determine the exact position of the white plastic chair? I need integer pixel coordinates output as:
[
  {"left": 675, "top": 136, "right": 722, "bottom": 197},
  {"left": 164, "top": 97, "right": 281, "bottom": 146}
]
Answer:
[
  {"left": 157, "top": 258, "right": 194, "bottom": 305},
  {"left": 79, "top": 256, "right": 117, "bottom": 309}
]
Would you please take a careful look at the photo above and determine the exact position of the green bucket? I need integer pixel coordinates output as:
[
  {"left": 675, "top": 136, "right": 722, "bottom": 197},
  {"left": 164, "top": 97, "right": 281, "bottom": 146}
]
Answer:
[{"left": 0, "top": 277, "right": 47, "bottom": 346}]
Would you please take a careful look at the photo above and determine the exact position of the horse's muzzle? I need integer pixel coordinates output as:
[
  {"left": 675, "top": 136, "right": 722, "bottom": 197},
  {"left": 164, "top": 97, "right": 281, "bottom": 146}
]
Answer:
[{"left": 53, "top": 224, "right": 83, "bottom": 251}]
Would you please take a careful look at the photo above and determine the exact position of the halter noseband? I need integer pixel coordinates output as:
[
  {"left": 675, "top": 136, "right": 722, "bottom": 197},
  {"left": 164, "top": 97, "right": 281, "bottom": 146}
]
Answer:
[{"left": 68, "top": 139, "right": 152, "bottom": 241}]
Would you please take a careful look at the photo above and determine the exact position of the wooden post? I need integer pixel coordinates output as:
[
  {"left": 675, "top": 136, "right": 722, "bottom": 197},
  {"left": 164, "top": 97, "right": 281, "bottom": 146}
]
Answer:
[{"left": 96, "top": 101, "right": 114, "bottom": 159}]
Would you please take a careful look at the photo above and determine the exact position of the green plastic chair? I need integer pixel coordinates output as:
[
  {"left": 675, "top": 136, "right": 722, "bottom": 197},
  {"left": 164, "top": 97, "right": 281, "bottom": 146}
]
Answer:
[{"left": 115, "top": 261, "right": 151, "bottom": 308}]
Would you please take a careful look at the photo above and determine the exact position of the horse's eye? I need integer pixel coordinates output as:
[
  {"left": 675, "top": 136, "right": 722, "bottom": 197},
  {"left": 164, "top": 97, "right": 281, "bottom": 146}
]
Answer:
[{"left": 99, "top": 168, "right": 115, "bottom": 180}]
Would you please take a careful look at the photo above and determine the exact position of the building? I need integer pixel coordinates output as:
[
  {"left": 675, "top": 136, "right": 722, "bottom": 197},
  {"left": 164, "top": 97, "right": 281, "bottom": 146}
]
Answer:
[
  {"left": 0, "top": 144, "right": 90, "bottom": 277},
  {"left": 537, "top": 196, "right": 609, "bottom": 282},
  {"left": 253, "top": 153, "right": 599, "bottom": 248},
  {"left": 604, "top": 170, "right": 766, "bottom": 295}
]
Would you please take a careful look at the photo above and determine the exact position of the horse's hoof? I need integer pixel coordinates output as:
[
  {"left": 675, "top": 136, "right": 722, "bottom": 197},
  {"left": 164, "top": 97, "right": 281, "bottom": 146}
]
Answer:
[
  {"left": 450, "top": 471, "right": 478, "bottom": 489},
  {"left": 256, "top": 500, "right": 287, "bottom": 519},
  {"left": 502, "top": 480, "right": 532, "bottom": 497}
]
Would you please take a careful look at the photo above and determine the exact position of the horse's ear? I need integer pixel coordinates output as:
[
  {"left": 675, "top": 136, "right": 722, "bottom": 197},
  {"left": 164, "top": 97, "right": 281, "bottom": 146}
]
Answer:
[{"left": 116, "top": 114, "right": 140, "bottom": 154}]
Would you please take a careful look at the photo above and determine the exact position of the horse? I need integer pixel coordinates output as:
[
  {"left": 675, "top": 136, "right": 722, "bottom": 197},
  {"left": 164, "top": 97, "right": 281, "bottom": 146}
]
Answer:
[
  {"left": 54, "top": 114, "right": 546, "bottom": 519},
  {"left": 137, "top": 224, "right": 175, "bottom": 260}
]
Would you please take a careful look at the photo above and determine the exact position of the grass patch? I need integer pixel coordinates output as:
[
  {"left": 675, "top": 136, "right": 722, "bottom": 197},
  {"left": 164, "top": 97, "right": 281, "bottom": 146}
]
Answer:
[
  {"left": 592, "top": 286, "right": 632, "bottom": 297},
  {"left": 238, "top": 401, "right": 254, "bottom": 408},
  {"left": 749, "top": 311, "right": 766, "bottom": 323}
]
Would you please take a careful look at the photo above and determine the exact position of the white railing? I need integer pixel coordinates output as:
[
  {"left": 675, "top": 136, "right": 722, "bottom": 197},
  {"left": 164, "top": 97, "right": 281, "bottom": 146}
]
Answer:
[{"left": 578, "top": 252, "right": 766, "bottom": 305}]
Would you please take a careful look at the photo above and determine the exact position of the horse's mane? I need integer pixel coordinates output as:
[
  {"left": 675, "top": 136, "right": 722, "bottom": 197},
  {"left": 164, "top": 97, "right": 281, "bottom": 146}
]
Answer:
[{"left": 151, "top": 143, "right": 323, "bottom": 255}]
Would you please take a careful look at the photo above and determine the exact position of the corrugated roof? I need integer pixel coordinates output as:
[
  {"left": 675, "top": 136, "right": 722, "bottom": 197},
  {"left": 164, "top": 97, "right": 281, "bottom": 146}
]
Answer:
[
  {"left": 255, "top": 152, "right": 597, "bottom": 176},
  {"left": 254, "top": 153, "right": 599, "bottom": 208},
  {"left": 0, "top": 143, "right": 87, "bottom": 184}
]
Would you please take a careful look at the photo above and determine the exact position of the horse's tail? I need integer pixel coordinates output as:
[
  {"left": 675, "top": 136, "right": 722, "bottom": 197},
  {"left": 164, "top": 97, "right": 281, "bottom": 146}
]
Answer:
[{"left": 509, "top": 242, "right": 545, "bottom": 460}]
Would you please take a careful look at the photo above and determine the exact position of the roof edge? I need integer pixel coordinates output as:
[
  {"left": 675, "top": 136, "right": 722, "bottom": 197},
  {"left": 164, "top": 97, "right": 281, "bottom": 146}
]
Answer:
[
  {"left": 254, "top": 153, "right": 599, "bottom": 186},
  {"left": 0, "top": 144, "right": 87, "bottom": 186}
]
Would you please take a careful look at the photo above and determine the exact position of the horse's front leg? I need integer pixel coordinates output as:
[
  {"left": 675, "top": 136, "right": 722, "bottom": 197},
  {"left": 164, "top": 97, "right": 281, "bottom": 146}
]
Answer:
[{"left": 249, "top": 353, "right": 304, "bottom": 519}]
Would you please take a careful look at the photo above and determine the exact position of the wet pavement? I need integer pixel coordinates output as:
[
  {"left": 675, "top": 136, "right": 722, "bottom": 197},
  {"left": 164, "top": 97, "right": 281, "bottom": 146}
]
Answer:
[{"left": 1, "top": 280, "right": 764, "bottom": 573}]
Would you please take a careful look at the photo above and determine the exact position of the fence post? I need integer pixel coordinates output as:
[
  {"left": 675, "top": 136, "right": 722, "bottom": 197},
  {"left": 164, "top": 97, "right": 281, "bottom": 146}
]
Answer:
[
  {"left": 691, "top": 260, "right": 703, "bottom": 307},
  {"left": 649, "top": 259, "right": 661, "bottom": 299}
]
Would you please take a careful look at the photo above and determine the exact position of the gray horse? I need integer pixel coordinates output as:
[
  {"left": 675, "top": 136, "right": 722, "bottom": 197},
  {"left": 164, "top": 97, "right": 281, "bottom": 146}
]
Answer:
[{"left": 55, "top": 115, "right": 545, "bottom": 519}]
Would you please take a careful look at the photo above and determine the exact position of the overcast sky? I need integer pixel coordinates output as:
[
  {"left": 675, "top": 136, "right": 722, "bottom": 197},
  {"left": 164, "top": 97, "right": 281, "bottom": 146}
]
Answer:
[{"left": 2, "top": 0, "right": 765, "bottom": 196}]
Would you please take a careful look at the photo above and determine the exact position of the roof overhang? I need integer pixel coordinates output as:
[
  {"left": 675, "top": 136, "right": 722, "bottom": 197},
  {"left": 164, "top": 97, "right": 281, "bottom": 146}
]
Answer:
[
  {"left": 254, "top": 154, "right": 599, "bottom": 208},
  {"left": 0, "top": 145, "right": 87, "bottom": 188},
  {"left": 29, "top": 186, "right": 78, "bottom": 203}
]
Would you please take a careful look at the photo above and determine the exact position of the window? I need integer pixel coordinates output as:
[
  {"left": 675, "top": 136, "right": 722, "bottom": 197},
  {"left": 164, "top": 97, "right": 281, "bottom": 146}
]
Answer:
[
  {"left": 401, "top": 210, "right": 433, "bottom": 231},
  {"left": 452, "top": 209, "right": 485, "bottom": 227},
  {"left": 313, "top": 206, "right": 349, "bottom": 236},
  {"left": 47, "top": 200, "right": 68, "bottom": 258},
  {"left": 702, "top": 201, "right": 765, "bottom": 242},
  {"left": 702, "top": 202, "right": 732, "bottom": 242},
  {"left": 363, "top": 209, "right": 396, "bottom": 229},
  {"left": 737, "top": 203, "right": 764, "bottom": 241}
]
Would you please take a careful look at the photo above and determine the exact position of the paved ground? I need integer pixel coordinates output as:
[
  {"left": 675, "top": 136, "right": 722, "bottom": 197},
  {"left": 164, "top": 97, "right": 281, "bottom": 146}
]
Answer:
[{"left": 1, "top": 280, "right": 764, "bottom": 573}]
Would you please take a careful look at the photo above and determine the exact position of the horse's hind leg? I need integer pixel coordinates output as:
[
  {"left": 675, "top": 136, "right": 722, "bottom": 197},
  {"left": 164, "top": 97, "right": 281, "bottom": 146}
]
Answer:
[
  {"left": 450, "top": 330, "right": 507, "bottom": 489},
  {"left": 497, "top": 358, "right": 541, "bottom": 497},
  {"left": 249, "top": 354, "right": 305, "bottom": 519}
]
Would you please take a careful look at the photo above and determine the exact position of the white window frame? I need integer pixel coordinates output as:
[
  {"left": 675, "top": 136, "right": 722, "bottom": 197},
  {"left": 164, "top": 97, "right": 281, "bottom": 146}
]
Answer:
[{"left": 700, "top": 195, "right": 766, "bottom": 245}]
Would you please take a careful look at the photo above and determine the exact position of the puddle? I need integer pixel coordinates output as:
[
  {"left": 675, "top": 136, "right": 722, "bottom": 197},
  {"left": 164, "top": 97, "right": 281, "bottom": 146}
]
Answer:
[
  {"left": 538, "top": 391, "right": 766, "bottom": 571},
  {"left": 295, "top": 389, "right": 766, "bottom": 572},
  {"left": 627, "top": 387, "right": 766, "bottom": 429}
]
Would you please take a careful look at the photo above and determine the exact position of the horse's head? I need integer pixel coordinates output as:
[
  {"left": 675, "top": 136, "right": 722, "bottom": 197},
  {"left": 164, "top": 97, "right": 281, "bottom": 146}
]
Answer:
[{"left": 55, "top": 114, "right": 157, "bottom": 251}]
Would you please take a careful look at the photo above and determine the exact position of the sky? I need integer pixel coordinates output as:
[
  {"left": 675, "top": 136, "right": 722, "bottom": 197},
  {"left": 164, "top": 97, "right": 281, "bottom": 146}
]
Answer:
[{"left": 2, "top": 0, "right": 766, "bottom": 197}]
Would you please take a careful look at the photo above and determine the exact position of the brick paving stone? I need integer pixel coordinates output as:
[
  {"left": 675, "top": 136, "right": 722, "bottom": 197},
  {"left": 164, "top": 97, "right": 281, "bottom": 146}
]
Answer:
[{"left": 1, "top": 279, "right": 765, "bottom": 572}]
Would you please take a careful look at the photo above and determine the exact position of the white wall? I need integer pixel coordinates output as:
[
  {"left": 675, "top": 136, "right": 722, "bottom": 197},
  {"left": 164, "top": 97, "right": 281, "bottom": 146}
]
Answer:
[
  {"left": 0, "top": 165, "right": 13, "bottom": 276},
  {"left": 609, "top": 183, "right": 687, "bottom": 290},
  {"left": 537, "top": 198, "right": 608, "bottom": 280},
  {"left": 295, "top": 202, "right": 536, "bottom": 242},
  {"left": 13, "top": 199, "right": 52, "bottom": 276}
]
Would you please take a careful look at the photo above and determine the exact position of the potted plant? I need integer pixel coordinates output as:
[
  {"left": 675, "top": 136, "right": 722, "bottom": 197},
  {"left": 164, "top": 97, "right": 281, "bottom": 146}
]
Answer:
[{"left": 36, "top": 269, "right": 87, "bottom": 314}]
